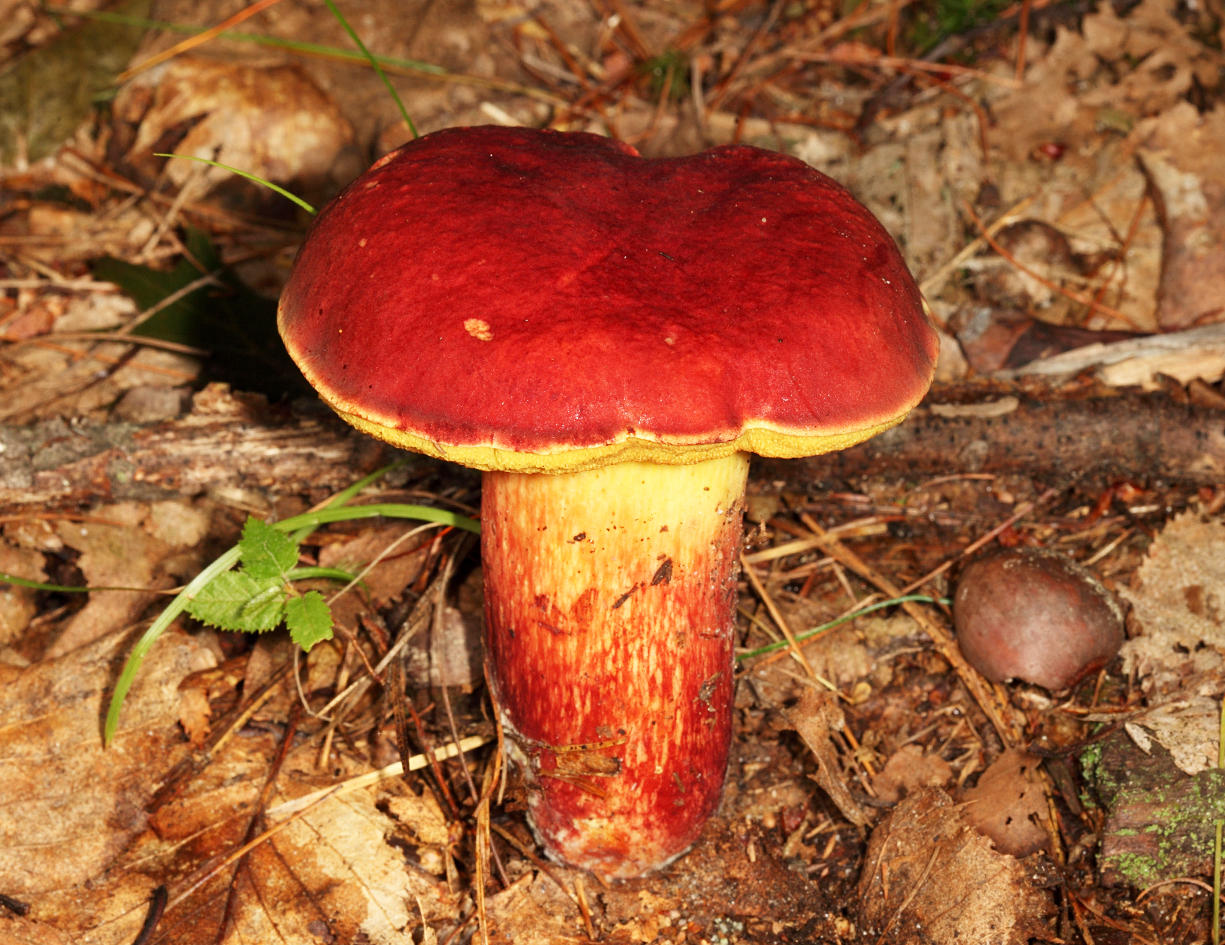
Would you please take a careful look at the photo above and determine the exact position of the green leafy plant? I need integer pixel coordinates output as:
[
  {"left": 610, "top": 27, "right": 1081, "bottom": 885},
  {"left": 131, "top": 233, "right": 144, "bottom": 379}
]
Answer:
[
  {"left": 98, "top": 463, "right": 481, "bottom": 744},
  {"left": 90, "top": 0, "right": 437, "bottom": 743},
  {"left": 0, "top": 466, "right": 929, "bottom": 744},
  {"left": 184, "top": 516, "right": 343, "bottom": 650}
]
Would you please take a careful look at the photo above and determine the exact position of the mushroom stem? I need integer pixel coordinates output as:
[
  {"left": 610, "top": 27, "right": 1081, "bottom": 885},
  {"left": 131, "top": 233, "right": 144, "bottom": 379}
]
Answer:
[{"left": 481, "top": 453, "right": 749, "bottom": 880}]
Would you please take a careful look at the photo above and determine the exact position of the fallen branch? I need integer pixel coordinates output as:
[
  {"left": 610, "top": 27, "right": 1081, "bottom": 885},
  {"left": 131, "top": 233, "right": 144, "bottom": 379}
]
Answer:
[
  {"left": 2, "top": 381, "right": 1222, "bottom": 515},
  {"left": 762, "top": 381, "right": 1225, "bottom": 488}
]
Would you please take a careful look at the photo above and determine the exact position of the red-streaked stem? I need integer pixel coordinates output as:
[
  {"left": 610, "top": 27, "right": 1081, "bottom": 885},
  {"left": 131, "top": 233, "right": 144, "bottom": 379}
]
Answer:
[{"left": 481, "top": 454, "right": 749, "bottom": 880}]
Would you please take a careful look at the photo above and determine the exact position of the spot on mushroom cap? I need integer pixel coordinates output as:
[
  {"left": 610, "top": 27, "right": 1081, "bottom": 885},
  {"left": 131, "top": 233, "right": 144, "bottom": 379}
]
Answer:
[{"left": 278, "top": 126, "right": 938, "bottom": 473}]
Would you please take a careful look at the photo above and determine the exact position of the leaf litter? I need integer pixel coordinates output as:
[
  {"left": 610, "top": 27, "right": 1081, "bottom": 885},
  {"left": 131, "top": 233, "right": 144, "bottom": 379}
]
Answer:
[{"left": 0, "top": 0, "right": 1224, "bottom": 942}]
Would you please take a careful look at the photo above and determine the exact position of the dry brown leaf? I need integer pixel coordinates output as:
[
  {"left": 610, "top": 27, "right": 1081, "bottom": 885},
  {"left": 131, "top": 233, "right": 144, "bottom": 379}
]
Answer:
[
  {"left": 1136, "top": 103, "right": 1225, "bottom": 329},
  {"left": 47, "top": 503, "right": 181, "bottom": 656},
  {"left": 316, "top": 522, "right": 430, "bottom": 607},
  {"left": 996, "top": 0, "right": 1218, "bottom": 160},
  {"left": 787, "top": 686, "right": 872, "bottom": 827},
  {"left": 176, "top": 685, "right": 212, "bottom": 749},
  {"left": 960, "top": 749, "right": 1049, "bottom": 857},
  {"left": 0, "top": 628, "right": 213, "bottom": 902},
  {"left": 0, "top": 538, "right": 44, "bottom": 644},
  {"left": 1122, "top": 697, "right": 1219, "bottom": 777},
  {"left": 0, "top": 872, "right": 165, "bottom": 945},
  {"left": 88, "top": 722, "right": 461, "bottom": 944},
  {"left": 224, "top": 792, "right": 461, "bottom": 943},
  {"left": 482, "top": 873, "right": 587, "bottom": 945},
  {"left": 978, "top": 0, "right": 1225, "bottom": 334},
  {"left": 857, "top": 787, "right": 1054, "bottom": 945},
  {"left": 114, "top": 56, "right": 361, "bottom": 205},
  {"left": 1119, "top": 509, "right": 1225, "bottom": 697},
  {"left": 872, "top": 743, "right": 953, "bottom": 805}
]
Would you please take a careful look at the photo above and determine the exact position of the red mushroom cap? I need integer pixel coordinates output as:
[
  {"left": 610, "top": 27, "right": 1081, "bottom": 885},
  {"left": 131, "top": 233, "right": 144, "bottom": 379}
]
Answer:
[{"left": 278, "top": 126, "right": 937, "bottom": 473}]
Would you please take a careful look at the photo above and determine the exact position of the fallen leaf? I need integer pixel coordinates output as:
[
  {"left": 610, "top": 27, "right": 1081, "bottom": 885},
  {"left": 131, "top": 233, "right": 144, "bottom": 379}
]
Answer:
[
  {"left": 1136, "top": 103, "right": 1225, "bottom": 329},
  {"left": 0, "top": 0, "right": 150, "bottom": 166},
  {"left": 113, "top": 54, "right": 360, "bottom": 206},
  {"left": 872, "top": 743, "right": 953, "bottom": 804},
  {"left": 857, "top": 787, "right": 1054, "bottom": 945},
  {"left": 961, "top": 749, "right": 1049, "bottom": 857},
  {"left": 787, "top": 687, "right": 871, "bottom": 828},
  {"left": 0, "top": 539, "right": 45, "bottom": 644},
  {"left": 48, "top": 503, "right": 173, "bottom": 657},
  {"left": 0, "top": 628, "right": 212, "bottom": 901},
  {"left": 1125, "top": 698, "right": 1219, "bottom": 777},
  {"left": 1119, "top": 509, "right": 1225, "bottom": 697}
]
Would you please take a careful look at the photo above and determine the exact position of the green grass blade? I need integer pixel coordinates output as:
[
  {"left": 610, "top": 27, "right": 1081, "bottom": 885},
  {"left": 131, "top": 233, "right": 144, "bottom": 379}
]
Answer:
[
  {"left": 0, "top": 573, "right": 165, "bottom": 594},
  {"left": 1216, "top": 694, "right": 1224, "bottom": 944},
  {"left": 104, "top": 544, "right": 241, "bottom": 745},
  {"left": 155, "top": 152, "right": 316, "bottom": 214},
  {"left": 272, "top": 503, "right": 480, "bottom": 536},
  {"left": 321, "top": 0, "right": 416, "bottom": 138},
  {"left": 287, "top": 461, "right": 403, "bottom": 544},
  {"left": 736, "top": 595, "right": 950, "bottom": 662},
  {"left": 64, "top": 8, "right": 448, "bottom": 77}
]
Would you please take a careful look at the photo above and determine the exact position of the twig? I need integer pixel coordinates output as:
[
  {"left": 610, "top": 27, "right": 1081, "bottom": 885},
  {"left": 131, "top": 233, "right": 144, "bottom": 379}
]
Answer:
[
  {"left": 128, "top": 885, "right": 167, "bottom": 945},
  {"left": 740, "top": 551, "right": 819, "bottom": 682},
  {"left": 898, "top": 488, "right": 1059, "bottom": 595},
  {"left": 118, "top": 0, "right": 287, "bottom": 80},
  {"left": 961, "top": 199, "right": 1145, "bottom": 330},
  {"left": 796, "top": 512, "right": 1021, "bottom": 746},
  {"left": 264, "top": 734, "right": 489, "bottom": 819}
]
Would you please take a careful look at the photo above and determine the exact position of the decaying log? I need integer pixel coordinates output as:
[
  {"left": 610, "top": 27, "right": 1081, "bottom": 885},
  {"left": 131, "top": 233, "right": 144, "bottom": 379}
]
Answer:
[
  {"left": 0, "top": 385, "right": 392, "bottom": 514},
  {"left": 1, "top": 382, "right": 1222, "bottom": 515},
  {"left": 762, "top": 382, "right": 1225, "bottom": 488},
  {"left": 1087, "top": 729, "right": 1222, "bottom": 888}
]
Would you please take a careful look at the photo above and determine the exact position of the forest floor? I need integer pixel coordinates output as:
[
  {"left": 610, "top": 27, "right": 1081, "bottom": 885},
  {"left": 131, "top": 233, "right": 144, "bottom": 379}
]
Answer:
[{"left": 2, "top": 0, "right": 1225, "bottom": 942}]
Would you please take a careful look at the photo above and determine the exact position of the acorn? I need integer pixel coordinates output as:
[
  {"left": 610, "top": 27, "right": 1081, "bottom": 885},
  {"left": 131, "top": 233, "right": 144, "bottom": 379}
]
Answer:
[{"left": 953, "top": 548, "right": 1124, "bottom": 691}]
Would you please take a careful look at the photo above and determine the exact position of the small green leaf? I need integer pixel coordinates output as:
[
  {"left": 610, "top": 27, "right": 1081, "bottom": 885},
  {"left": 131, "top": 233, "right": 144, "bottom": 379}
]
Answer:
[
  {"left": 286, "top": 591, "right": 334, "bottom": 651},
  {"left": 240, "top": 517, "right": 300, "bottom": 580},
  {"left": 186, "top": 570, "right": 284, "bottom": 632},
  {"left": 106, "top": 485, "right": 479, "bottom": 745},
  {"left": 239, "top": 583, "right": 289, "bottom": 631}
]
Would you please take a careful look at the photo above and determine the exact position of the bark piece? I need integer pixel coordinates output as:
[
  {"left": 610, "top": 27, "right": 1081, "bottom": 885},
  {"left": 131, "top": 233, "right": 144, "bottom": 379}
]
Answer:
[
  {"left": 1084, "top": 728, "right": 1224, "bottom": 887},
  {"left": 0, "top": 384, "right": 390, "bottom": 513}
]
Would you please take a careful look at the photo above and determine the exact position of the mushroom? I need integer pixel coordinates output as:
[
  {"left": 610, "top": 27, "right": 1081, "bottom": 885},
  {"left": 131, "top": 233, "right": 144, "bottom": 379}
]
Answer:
[
  {"left": 953, "top": 548, "right": 1124, "bottom": 691},
  {"left": 277, "top": 126, "right": 937, "bottom": 880}
]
